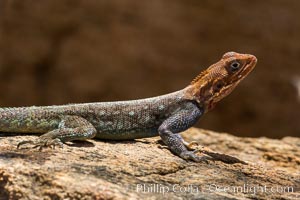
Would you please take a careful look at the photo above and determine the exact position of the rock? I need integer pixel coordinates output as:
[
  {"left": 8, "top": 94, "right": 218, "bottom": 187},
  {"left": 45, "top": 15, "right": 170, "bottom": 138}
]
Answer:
[{"left": 0, "top": 128, "right": 299, "bottom": 199}]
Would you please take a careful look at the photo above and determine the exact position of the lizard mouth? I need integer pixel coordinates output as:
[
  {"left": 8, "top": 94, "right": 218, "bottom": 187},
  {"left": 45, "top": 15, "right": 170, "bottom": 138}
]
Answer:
[{"left": 239, "top": 55, "right": 257, "bottom": 78}]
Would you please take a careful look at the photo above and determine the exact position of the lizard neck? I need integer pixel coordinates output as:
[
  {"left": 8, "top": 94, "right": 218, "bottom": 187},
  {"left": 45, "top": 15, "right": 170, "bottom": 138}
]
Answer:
[
  {"left": 182, "top": 69, "right": 217, "bottom": 113},
  {"left": 183, "top": 85, "right": 212, "bottom": 113}
]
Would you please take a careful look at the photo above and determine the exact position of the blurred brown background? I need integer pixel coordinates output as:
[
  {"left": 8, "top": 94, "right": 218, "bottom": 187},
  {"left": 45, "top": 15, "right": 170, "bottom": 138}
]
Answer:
[{"left": 0, "top": 0, "right": 299, "bottom": 138}]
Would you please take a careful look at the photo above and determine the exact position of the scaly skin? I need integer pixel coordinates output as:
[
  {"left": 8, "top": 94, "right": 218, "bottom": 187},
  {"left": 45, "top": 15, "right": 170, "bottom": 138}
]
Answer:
[{"left": 0, "top": 52, "right": 257, "bottom": 162}]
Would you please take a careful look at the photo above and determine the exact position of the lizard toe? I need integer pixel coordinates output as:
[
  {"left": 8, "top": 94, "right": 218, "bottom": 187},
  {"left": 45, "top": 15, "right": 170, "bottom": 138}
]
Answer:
[
  {"left": 17, "top": 138, "right": 64, "bottom": 150},
  {"left": 180, "top": 151, "right": 209, "bottom": 163},
  {"left": 17, "top": 140, "right": 35, "bottom": 149}
]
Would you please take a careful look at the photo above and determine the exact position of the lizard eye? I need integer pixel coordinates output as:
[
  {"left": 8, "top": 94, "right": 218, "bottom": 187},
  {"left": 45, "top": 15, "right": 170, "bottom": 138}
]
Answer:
[{"left": 230, "top": 61, "right": 240, "bottom": 72}]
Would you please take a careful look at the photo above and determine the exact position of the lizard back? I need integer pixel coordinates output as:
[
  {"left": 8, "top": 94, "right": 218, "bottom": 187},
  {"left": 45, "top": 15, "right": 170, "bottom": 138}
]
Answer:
[{"left": 0, "top": 89, "right": 189, "bottom": 139}]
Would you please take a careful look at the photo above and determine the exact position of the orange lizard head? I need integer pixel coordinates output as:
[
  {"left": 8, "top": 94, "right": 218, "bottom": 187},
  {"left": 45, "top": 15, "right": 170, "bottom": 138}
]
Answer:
[{"left": 185, "top": 52, "right": 257, "bottom": 112}]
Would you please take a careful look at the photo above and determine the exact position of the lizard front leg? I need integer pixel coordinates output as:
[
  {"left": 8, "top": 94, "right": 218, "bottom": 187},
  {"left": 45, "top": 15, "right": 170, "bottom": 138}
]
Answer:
[
  {"left": 17, "top": 115, "right": 97, "bottom": 150},
  {"left": 158, "top": 101, "right": 207, "bottom": 162}
]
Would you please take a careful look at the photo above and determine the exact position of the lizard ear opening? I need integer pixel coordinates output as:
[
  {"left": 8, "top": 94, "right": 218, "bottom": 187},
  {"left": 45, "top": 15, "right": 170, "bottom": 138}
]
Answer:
[{"left": 213, "top": 81, "right": 225, "bottom": 92}]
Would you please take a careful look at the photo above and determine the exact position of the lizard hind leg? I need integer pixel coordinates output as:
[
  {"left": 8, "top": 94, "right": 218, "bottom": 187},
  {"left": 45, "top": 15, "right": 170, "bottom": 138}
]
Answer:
[{"left": 17, "top": 115, "right": 97, "bottom": 150}]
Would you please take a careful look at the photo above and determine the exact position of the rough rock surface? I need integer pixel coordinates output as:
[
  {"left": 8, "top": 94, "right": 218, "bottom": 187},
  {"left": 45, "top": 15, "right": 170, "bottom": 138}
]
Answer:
[
  {"left": 0, "top": 128, "right": 299, "bottom": 200},
  {"left": 1, "top": 0, "right": 300, "bottom": 138}
]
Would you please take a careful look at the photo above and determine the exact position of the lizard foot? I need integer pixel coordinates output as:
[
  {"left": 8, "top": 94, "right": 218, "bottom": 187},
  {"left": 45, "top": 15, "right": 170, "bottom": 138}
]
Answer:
[
  {"left": 17, "top": 138, "right": 63, "bottom": 151},
  {"left": 179, "top": 151, "right": 208, "bottom": 163}
]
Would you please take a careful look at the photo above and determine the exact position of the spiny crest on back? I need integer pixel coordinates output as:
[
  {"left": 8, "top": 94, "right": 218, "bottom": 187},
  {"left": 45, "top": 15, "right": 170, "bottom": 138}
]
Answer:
[
  {"left": 191, "top": 70, "right": 207, "bottom": 84},
  {"left": 191, "top": 64, "right": 222, "bottom": 85},
  {"left": 190, "top": 62, "right": 224, "bottom": 85}
]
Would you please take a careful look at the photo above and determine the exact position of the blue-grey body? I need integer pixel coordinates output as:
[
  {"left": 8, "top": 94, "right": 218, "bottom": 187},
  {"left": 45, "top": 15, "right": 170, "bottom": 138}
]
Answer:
[{"left": 0, "top": 89, "right": 201, "bottom": 139}]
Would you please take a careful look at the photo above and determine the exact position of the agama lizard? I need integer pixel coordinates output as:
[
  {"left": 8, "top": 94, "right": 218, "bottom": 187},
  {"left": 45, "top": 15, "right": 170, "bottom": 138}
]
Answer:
[{"left": 0, "top": 52, "right": 257, "bottom": 162}]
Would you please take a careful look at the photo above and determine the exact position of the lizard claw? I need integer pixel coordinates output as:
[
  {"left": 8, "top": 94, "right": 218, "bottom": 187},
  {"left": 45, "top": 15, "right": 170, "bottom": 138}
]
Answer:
[
  {"left": 180, "top": 151, "right": 208, "bottom": 163},
  {"left": 17, "top": 138, "right": 63, "bottom": 151},
  {"left": 179, "top": 136, "right": 200, "bottom": 150}
]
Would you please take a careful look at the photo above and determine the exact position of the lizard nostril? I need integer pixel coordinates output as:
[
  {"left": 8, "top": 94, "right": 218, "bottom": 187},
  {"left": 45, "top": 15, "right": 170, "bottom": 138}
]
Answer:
[{"left": 248, "top": 55, "right": 257, "bottom": 64}]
